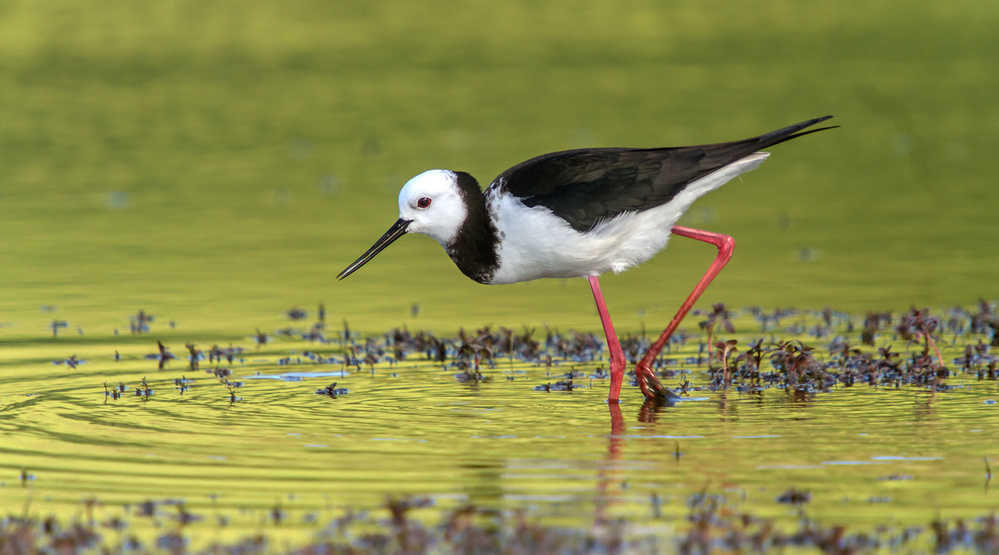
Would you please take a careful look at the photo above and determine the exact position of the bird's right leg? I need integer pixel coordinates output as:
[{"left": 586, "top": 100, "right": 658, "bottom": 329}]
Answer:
[
  {"left": 587, "top": 275, "right": 627, "bottom": 403},
  {"left": 635, "top": 226, "right": 735, "bottom": 400}
]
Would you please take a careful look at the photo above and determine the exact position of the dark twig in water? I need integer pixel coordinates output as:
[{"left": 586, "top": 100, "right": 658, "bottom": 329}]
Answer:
[
  {"left": 315, "top": 382, "right": 349, "bottom": 398},
  {"left": 986, "top": 457, "right": 993, "bottom": 492}
]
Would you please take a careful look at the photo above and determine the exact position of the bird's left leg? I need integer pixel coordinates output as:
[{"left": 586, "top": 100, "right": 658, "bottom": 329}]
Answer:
[
  {"left": 636, "top": 226, "right": 735, "bottom": 399},
  {"left": 587, "top": 275, "right": 626, "bottom": 403}
]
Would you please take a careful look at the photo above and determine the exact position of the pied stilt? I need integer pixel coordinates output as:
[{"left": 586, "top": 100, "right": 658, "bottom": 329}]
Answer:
[{"left": 339, "top": 116, "right": 836, "bottom": 403}]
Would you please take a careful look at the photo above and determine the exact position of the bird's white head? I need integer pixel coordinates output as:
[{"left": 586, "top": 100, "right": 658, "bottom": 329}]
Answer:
[
  {"left": 337, "top": 168, "right": 477, "bottom": 281},
  {"left": 398, "top": 169, "right": 468, "bottom": 247}
]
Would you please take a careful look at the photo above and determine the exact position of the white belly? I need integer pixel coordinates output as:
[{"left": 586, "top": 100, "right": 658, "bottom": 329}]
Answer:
[{"left": 488, "top": 196, "right": 677, "bottom": 284}]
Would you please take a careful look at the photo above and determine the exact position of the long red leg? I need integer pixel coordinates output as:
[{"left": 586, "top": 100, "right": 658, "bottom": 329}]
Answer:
[
  {"left": 637, "top": 226, "right": 735, "bottom": 399},
  {"left": 588, "top": 275, "right": 626, "bottom": 403}
]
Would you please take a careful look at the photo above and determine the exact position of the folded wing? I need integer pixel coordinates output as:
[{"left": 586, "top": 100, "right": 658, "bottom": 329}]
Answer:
[{"left": 493, "top": 116, "right": 834, "bottom": 232}]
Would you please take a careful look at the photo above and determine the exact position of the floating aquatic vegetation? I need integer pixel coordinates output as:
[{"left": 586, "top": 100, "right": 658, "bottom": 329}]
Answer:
[
  {"left": 775, "top": 487, "right": 811, "bottom": 505},
  {"left": 174, "top": 376, "right": 193, "bottom": 394},
  {"left": 129, "top": 309, "right": 154, "bottom": 335},
  {"left": 185, "top": 343, "right": 202, "bottom": 370},
  {"left": 144, "top": 341, "right": 176, "bottom": 370},
  {"left": 46, "top": 304, "right": 999, "bottom": 456},
  {"left": 253, "top": 328, "right": 268, "bottom": 347},
  {"left": 134, "top": 376, "right": 153, "bottom": 399},
  {"left": 207, "top": 344, "right": 243, "bottom": 365},
  {"left": 534, "top": 379, "right": 579, "bottom": 392},
  {"left": 52, "top": 355, "right": 84, "bottom": 368},
  {"left": 3, "top": 496, "right": 998, "bottom": 554},
  {"left": 102, "top": 381, "right": 126, "bottom": 402},
  {"left": 219, "top": 376, "right": 242, "bottom": 405},
  {"left": 314, "top": 382, "right": 349, "bottom": 398},
  {"left": 49, "top": 320, "right": 68, "bottom": 338}
]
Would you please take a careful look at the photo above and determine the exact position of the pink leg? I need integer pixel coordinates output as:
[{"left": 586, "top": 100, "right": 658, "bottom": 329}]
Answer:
[
  {"left": 588, "top": 275, "right": 626, "bottom": 403},
  {"left": 636, "top": 226, "right": 735, "bottom": 399}
]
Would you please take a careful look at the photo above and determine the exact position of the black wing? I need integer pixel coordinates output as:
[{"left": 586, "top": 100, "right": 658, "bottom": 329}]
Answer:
[{"left": 494, "top": 116, "right": 834, "bottom": 232}]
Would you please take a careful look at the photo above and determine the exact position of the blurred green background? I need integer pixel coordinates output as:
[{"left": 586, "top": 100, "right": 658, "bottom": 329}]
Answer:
[
  {"left": 2, "top": 0, "right": 997, "bottom": 336},
  {"left": 1, "top": 2, "right": 998, "bottom": 546}
]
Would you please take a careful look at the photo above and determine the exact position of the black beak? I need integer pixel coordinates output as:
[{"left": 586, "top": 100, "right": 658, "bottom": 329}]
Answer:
[{"left": 337, "top": 218, "right": 411, "bottom": 280}]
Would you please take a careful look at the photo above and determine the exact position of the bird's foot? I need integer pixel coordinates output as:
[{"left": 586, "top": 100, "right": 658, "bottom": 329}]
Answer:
[{"left": 636, "top": 362, "right": 683, "bottom": 403}]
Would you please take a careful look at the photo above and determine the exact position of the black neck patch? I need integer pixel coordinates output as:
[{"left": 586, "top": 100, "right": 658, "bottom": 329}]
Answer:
[{"left": 444, "top": 172, "right": 501, "bottom": 284}]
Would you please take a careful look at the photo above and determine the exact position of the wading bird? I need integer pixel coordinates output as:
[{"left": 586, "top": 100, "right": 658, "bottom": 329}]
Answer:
[{"left": 339, "top": 116, "right": 835, "bottom": 403}]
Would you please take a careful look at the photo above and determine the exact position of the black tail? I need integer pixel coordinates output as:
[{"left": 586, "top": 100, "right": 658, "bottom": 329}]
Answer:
[
  {"left": 756, "top": 115, "right": 837, "bottom": 149},
  {"left": 684, "top": 115, "right": 836, "bottom": 173}
]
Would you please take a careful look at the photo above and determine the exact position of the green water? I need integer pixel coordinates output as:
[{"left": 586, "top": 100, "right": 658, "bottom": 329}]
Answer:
[
  {"left": 2, "top": 321, "right": 998, "bottom": 549},
  {"left": 2, "top": 0, "right": 998, "bottom": 549}
]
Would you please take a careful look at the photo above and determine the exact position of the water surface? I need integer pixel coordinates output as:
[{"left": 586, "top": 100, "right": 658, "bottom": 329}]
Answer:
[
  {"left": 1, "top": 0, "right": 998, "bottom": 549},
  {"left": 2, "top": 311, "right": 997, "bottom": 548}
]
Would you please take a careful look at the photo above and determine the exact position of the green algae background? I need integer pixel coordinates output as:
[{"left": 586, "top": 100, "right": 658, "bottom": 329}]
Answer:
[
  {"left": 1, "top": 0, "right": 997, "bottom": 336},
  {"left": 1, "top": 0, "right": 999, "bottom": 550}
]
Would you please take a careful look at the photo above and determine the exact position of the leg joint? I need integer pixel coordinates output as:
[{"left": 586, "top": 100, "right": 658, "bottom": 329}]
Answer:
[{"left": 718, "top": 234, "right": 735, "bottom": 258}]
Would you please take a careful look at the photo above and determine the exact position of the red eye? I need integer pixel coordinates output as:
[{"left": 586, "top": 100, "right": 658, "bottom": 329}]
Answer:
[{"left": 417, "top": 197, "right": 432, "bottom": 209}]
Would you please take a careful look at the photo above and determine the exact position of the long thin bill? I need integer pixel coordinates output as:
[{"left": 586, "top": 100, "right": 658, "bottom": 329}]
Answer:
[{"left": 337, "top": 218, "right": 411, "bottom": 280}]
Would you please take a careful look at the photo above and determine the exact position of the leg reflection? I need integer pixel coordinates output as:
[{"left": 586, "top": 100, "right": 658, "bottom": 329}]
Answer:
[{"left": 595, "top": 403, "right": 626, "bottom": 529}]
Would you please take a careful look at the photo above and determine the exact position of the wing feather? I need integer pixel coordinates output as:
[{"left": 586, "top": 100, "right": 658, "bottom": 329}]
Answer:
[{"left": 492, "top": 116, "right": 834, "bottom": 232}]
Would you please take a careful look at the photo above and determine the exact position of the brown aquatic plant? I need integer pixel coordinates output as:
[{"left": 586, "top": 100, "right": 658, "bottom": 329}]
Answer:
[
  {"left": 712, "top": 339, "right": 738, "bottom": 387},
  {"left": 698, "top": 303, "right": 734, "bottom": 362},
  {"left": 129, "top": 309, "right": 154, "bottom": 335},
  {"left": 185, "top": 342, "right": 201, "bottom": 370},
  {"left": 897, "top": 307, "right": 945, "bottom": 366}
]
